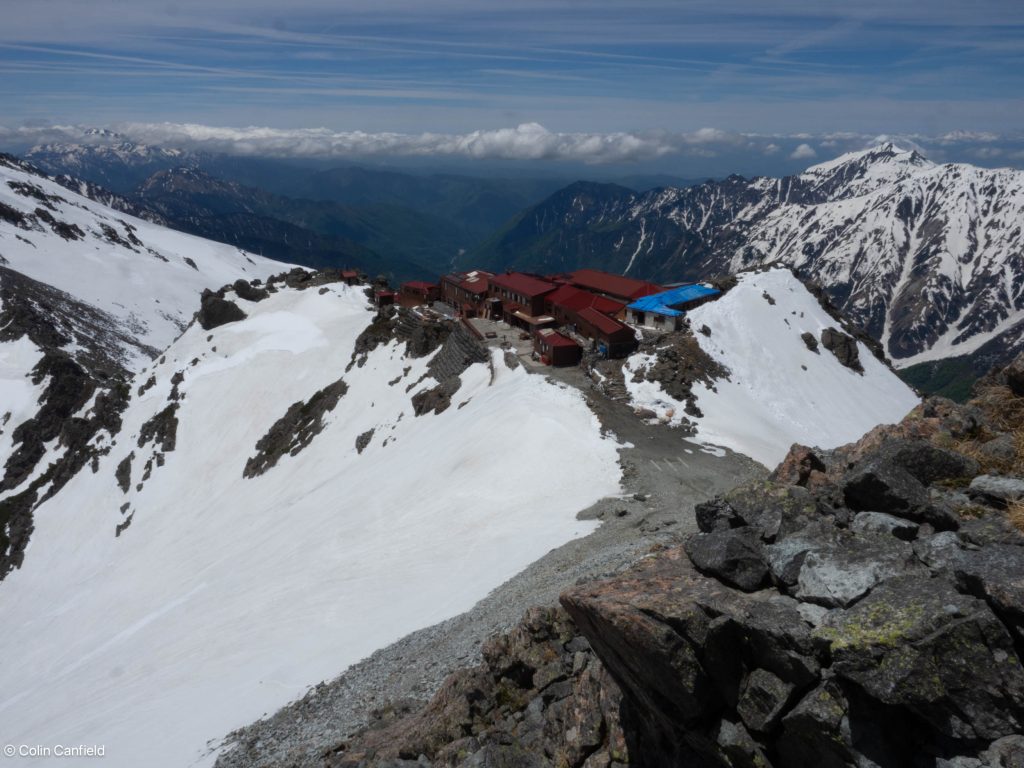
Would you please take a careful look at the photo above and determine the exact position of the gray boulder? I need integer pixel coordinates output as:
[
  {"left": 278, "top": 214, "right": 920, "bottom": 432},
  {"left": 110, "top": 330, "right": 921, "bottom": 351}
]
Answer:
[
  {"left": 694, "top": 497, "right": 741, "bottom": 533},
  {"left": 955, "top": 544, "right": 1024, "bottom": 644},
  {"left": 980, "top": 434, "right": 1017, "bottom": 465},
  {"left": 715, "top": 719, "right": 774, "bottom": 768},
  {"left": 685, "top": 527, "right": 768, "bottom": 591},
  {"left": 913, "top": 531, "right": 968, "bottom": 574},
  {"left": 969, "top": 475, "right": 1024, "bottom": 508},
  {"left": 959, "top": 510, "right": 1024, "bottom": 547},
  {"left": 884, "top": 439, "right": 980, "bottom": 485},
  {"left": 851, "top": 511, "right": 920, "bottom": 541},
  {"left": 718, "top": 482, "right": 819, "bottom": 542},
  {"left": 843, "top": 460, "right": 929, "bottom": 516},
  {"left": 795, "top": 530, "right": 923, "bottom": 608},
  {"left": 777, "top": 680, "right": 898, "bottom": 768},
  {"left": 763, "top": 521, "right": 840, "bottom": 588}
]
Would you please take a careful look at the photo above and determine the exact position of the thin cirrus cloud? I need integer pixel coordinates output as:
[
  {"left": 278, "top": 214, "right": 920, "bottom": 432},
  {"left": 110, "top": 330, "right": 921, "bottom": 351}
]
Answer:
[{"left": 0, "top": 1, "right": 1022, "bottom": 141}]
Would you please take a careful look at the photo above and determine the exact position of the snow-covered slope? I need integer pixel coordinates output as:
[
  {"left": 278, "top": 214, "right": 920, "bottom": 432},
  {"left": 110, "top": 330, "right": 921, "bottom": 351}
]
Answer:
[
  {"left": 0, "top": 154, "right": 281, "bottom": 370},
  {"left": 624, "top": 269, "right": 919, "bottom": 466},
  {"left": 0, "top": 282, "right": 621, "bottom": 768}
]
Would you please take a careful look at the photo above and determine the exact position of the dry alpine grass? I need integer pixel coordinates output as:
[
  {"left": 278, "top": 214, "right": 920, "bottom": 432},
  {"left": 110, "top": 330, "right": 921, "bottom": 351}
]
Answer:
[
  {"left": 1008, "top": 500, "right": 1024, "bottom": 534},
  {"left": 943, "top": 384, "right": 1024, "bottom": 476}
]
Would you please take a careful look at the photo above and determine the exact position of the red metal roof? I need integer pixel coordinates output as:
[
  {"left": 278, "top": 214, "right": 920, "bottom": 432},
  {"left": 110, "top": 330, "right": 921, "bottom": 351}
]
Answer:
[
  {"left": 577, "top": 306, "right": 631, "bottom": 337},
  {"left": 402, "top": 281, "right": 437, "bottom": 292},
  {"left": 568, "top": 269, "right": 662, "bottom": 301},
  {"left": 546, "top": 284, "right": 625, "bottom": 316},
  {"left": 443, "top": 271, "right": 492, "bottom": 294},
  {"left": 544, "top": 331, "right": 579, "bottom": 348},
  {"left": 537, "top": 328, "right": 579, "bottom": 347},
  {"left": 491, "top": 272, "right": 556, "bottom": 298}
]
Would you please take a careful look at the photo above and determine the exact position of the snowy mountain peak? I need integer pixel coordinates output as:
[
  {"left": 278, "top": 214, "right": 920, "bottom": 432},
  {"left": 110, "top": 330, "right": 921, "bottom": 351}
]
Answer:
[
  {"left": 804, "top": 141, "right": 933, "bottom": 176},
  {"left": 799, "top": 142, "right": 935, "bottom": 198}
]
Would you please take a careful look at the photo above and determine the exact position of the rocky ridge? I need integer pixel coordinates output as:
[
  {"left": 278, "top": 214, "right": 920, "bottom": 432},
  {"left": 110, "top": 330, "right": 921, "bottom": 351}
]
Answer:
[
  {"left": 0, "top": 267, "right": 133, "bottom": 579},
  {"left": 328, "top": 355, "right": 1024, "bottom": 767}
]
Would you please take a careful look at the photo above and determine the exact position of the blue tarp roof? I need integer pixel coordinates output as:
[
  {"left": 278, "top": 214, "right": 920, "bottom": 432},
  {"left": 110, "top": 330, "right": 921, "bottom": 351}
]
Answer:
[{"left": 627, "top": 284, "right": 720, "bottom": 316}]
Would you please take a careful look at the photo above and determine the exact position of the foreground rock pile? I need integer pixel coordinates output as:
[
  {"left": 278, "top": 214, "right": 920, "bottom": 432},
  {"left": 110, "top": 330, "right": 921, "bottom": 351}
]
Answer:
[{"left": 324, "top": 361, "right": 1024, "bottom": 767}]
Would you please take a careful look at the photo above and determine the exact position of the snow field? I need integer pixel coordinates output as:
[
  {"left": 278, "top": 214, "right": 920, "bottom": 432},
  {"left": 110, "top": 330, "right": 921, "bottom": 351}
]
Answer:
[{"left": 0, "top": 283, "right": 622, "bottom": 768}]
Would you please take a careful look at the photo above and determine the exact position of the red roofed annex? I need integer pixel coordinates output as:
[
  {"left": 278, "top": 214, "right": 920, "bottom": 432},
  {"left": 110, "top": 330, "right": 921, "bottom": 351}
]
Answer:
[{"left": 566, "top": 269, "right": 662, "bottom": 303}]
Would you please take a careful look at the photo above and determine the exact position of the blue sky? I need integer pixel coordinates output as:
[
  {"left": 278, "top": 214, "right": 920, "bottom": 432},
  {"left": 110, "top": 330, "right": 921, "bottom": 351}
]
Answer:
[{"left": 1, "top": 0, "right": 1022, "bottom": 174}]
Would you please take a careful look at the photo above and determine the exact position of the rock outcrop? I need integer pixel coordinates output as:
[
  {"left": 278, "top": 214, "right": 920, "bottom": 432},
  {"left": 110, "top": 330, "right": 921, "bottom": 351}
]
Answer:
[
  {"left": 559, "top": 361, "right": 1024, "bottom": 767},
  {"left": 328, "top": 354, "right": 1024, "bottom": 767},
  {"left": 324, "top": 608, "right": 629, "bottom": 768},
  {"left": 197, "top": 289, "right": 247, "bottom": 330}
]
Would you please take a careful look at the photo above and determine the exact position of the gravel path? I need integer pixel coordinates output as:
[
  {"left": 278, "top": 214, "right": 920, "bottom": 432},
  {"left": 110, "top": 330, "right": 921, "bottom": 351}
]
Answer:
[{"left": 213, "top": 362, "right": 764, "bottom": 768}]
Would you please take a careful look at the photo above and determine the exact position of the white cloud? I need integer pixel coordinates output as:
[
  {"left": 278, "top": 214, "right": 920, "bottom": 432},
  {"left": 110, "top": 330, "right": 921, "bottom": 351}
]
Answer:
[
  {"left": 3, "top": 122, "right": 1020, "bottom": 171},
  {"left": 789, "top": 142, "right": 817, "bottom": 159},
  {"left": 10, "top": 121, "right": 688, "bottom": 165}
]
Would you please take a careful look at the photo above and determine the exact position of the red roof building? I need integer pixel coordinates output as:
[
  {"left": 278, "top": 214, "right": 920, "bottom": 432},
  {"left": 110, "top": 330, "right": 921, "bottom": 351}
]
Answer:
[
  {"left": 545, "top": 284, "right": 626, "bottom": 324},
  {"left": 440, "top": 271, "right": 493, "bottom": 317},
  {"left": 398, "top": 280, "right": 440, "bottom": 307},
  {"left": 575, "top": 307, "right": 637, "bottom": 358},
  {"left": 567, "top": 269, "right": 662, "bottom": 303},
  {"left": 490, "top": 272, "right": 556, "bottom": 317},
  {"left": 534, "top": 328, "right": 582, "bottom": 367}
]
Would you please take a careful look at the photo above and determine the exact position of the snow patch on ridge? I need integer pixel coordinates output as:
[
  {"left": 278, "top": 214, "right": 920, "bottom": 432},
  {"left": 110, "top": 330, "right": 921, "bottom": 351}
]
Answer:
[{"left": 623, "top": 269, "right": 920, "bottom": 467}]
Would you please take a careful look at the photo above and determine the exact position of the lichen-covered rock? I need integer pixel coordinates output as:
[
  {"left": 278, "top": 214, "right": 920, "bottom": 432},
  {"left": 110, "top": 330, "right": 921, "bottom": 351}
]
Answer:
[
  {"left": 763, "top": 521, "right": 841, "bottom": 588},
  {"left": 718, "top": 481, "right": 820, "bottom": 542},
  {"left": 817, "top": 575, "right": 1024, "bottom": 741},
  {"left": 736, "top": 668, "right": 794, "bottom": 734}
]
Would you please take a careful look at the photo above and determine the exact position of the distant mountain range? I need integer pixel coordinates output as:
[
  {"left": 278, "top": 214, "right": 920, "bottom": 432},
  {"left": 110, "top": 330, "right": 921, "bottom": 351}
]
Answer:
[
  {"left": 24, "top": 138, "right": 571, "bottom": 279},
  {"left": 19, "top": 137, "right": 1024, "bottom": 394},
  {"left": 471, "top": 143, "right": 1024, "bottom": 393}
]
